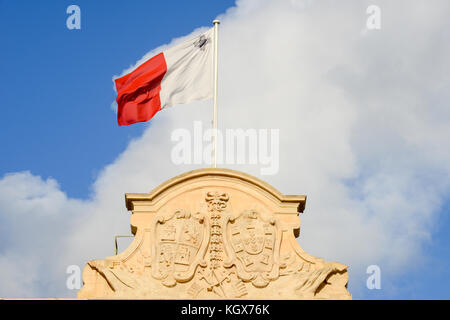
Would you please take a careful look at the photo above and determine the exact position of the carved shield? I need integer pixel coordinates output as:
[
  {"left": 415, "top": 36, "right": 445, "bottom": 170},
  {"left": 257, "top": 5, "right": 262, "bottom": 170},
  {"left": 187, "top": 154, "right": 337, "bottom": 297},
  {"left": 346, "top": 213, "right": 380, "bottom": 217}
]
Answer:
[
  {"left": 227, "top": 211, "right": 277, "bottom": 273},
  {"left": 151, "top": 210, "right": 208, "bottom": 286}
]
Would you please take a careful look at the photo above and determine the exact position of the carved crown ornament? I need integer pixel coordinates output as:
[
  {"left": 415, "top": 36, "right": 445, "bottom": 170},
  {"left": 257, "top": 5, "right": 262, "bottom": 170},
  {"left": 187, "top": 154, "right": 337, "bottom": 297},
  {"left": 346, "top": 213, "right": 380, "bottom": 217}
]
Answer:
[{"left": 78, "top": 168, "right": 351, "bottom": 299}]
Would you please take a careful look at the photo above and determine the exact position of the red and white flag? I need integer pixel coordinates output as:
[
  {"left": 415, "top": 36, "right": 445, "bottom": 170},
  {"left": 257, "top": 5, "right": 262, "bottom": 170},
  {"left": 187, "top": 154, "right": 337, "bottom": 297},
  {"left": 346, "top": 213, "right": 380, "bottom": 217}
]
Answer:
[{"left": 115, "top": 28, "right": 214, "bottom": 126}]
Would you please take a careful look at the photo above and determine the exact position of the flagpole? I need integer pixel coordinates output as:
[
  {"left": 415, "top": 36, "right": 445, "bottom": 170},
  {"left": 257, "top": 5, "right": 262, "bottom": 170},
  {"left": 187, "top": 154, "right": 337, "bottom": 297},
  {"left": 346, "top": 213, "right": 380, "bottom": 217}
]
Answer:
[{"left": 212, "top": 19, "right": 220, "bottom": 168}]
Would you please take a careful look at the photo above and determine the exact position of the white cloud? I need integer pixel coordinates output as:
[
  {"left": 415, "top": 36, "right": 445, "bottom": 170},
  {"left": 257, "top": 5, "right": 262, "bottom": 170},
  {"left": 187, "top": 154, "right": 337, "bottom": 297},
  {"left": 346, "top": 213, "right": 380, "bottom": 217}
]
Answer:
[{"left": 0, "top": 0, "right": 449, "bottom": 298}]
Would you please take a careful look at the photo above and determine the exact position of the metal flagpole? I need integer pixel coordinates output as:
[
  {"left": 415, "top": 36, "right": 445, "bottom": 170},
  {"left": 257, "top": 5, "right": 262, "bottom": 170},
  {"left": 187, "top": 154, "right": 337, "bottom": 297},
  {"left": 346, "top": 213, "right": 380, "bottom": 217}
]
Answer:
[{"left": 212, "top": 19, "right": 220, "bottom": 168}]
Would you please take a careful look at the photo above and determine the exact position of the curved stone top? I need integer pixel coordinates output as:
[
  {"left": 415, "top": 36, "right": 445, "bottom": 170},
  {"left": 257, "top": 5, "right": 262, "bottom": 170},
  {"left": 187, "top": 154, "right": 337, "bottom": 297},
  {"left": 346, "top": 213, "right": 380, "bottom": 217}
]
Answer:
[
  {"left": 125, "top": 168, "right": 307, "bottom": 213},
  {"left": 78, "top": 168, "right": 351, "bottom": 300}
]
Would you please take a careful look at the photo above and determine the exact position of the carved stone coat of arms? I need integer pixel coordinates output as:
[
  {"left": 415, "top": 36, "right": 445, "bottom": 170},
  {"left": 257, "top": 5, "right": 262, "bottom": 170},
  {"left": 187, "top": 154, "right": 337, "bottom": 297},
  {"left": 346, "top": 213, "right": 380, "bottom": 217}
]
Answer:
[{"left": 78, "top": 168, "right": 351, "bottom": 299}]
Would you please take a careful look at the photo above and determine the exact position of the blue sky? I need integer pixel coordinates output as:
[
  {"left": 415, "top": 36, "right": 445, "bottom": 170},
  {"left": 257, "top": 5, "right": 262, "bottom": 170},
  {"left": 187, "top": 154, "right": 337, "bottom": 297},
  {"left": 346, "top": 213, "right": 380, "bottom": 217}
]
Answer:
[
  {"left": 0, "top": 0, "right": 232, "bottom": 199},
  {"left": 0, "top": 0, "right": 449, "bottom": 299}
]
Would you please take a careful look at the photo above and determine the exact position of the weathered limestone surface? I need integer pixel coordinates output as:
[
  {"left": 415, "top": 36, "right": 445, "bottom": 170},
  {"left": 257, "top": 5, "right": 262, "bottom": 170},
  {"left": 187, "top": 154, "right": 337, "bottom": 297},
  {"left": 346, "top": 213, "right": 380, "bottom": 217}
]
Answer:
[{"left": 78, "top": 168, "right": 351, "bottom": 299}]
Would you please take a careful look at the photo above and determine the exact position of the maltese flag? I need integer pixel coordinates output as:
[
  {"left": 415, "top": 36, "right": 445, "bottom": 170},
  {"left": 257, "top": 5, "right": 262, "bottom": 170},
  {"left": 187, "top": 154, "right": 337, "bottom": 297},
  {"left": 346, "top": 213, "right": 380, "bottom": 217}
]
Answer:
[{"left": 115, "top": 28, "right": 214, "bottom": 126}]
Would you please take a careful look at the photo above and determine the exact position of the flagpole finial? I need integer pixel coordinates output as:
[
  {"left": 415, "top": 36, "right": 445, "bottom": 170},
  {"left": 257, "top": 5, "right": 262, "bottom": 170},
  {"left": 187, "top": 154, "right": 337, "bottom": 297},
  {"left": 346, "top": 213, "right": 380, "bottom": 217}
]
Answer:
[{"left": 213, "top": 19, "right": 220, "bottom": 25}]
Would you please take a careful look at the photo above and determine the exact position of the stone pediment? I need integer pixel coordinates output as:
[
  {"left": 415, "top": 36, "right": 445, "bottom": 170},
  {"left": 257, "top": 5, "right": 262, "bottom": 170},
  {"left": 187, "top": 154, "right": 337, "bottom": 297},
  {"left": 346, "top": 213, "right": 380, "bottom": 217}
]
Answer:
[{"left": 78, "top": 168, "right": 351, "bottom": 299}]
